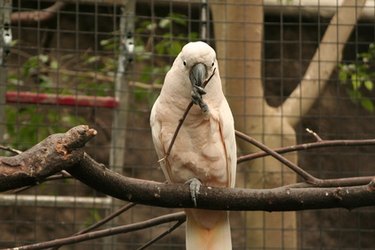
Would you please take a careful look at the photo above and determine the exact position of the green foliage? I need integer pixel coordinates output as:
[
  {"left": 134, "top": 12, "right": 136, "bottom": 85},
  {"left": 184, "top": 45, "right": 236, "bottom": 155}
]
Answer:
[
  {"left": 5, "top": 52, "right": 100, "bottom": 149},
  {"left": 99, "top": 13, "right": 198, "bottom": 103},
  {"left": 135, "top": 13, "right": 198, "bottom": 67},
  {"left": 5, "top": 12, "right": 196, "bottom": 149},
  {"left": 339, "top": 43, "right": 375, "bottom": 112},
  {"left": 131, "top": 12, "right": 198, "bottom": 104},
  {"left": 5, "top": 106, "right": 85, "bottom": 150},
  {"left": 153, "top": 13, "right": 198, "bottom": 57}
]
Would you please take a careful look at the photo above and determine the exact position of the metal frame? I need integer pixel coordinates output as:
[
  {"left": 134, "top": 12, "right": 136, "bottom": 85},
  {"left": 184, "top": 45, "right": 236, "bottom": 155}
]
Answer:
[{"left": 0, "top": 0, "right": 11, "bottom": 144}]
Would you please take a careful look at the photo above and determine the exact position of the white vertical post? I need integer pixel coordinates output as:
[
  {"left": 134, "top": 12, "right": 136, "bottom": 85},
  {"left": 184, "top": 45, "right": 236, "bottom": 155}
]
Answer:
[
  {"left": 200, "top": 0, "right": 208, "bottom": 41},
  {"left": 107, "top": 0, "right": 135, "bottom": 248},
  {"left": 0, "top": 0, "right": 12, "bottom": 144},
  {"left": 109, "top": 0, "right": 135, "bottom": 175}
]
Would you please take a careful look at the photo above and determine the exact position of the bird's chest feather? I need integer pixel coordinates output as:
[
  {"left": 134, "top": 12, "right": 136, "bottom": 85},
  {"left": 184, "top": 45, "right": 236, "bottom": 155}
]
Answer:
[{"left": 162, "top": 110, "right": 228, "bottom": 187}]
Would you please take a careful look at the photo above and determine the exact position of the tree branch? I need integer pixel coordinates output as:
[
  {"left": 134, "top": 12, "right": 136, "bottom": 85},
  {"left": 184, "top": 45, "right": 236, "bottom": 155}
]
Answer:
[
  {"left": 235, "top": 130, "right": 320, "bottom": 183},
  {"left": 235, "top": 130, "right": 374, "bottom": 187},
  {"left": 0, "top": 145, "right": 22, "bottom": 155},
  {"left": 237, "top": 137, "right": 375, "bottom": 163},
  {"left": 1, "top": 126, "right": 374, "bottom": 211},
  {"left": 66, "top": 152, "right": 375, "bottom": 211},
  {"left": 0, "top": 125, "right": 96, "bottom": 192},
  {"left": 11, "top": 211, "right": 186, "bottom": 250},
  {"left": 136, "top": 219, "right": 186, "bottom": 250},
  {"left": 11, "top": 1, "right": 66, "bottom": 24}
]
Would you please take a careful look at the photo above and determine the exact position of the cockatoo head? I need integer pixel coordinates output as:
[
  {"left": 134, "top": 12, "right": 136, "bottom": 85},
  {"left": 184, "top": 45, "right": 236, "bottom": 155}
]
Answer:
[
  {"left": 179, "top": 41, "right": 217, "bottom": 89},
  {"left": 168, "top": 41, "right": 218, "bottom": 113}
]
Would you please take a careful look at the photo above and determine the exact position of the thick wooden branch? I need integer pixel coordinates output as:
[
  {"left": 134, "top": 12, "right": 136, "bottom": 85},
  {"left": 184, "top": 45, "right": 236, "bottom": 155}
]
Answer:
[
  {"left": 66, "top": 153, "right": 375, "bottom": 211},
  {"left": 1, "top": 126, "right": 374, "bottom": 211},
  {"left": 0, "top": 125, "right": 96, "bottom": 192}
]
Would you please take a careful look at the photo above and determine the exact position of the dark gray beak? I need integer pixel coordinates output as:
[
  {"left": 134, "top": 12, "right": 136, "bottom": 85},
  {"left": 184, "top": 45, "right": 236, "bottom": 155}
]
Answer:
[{"left": 189, "top": 63, "right": 207, "bottom": 87}]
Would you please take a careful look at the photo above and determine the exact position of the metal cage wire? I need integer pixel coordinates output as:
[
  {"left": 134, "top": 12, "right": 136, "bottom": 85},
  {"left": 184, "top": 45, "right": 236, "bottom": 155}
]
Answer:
[{"left": 0, "top": 0, "right": 374, "bottom": 249}]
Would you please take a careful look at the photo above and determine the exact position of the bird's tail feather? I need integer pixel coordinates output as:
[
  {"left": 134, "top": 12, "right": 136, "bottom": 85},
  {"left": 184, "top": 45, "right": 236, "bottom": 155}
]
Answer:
[{"left": 185, "top": 209, "right": 232, "bottom": 250}]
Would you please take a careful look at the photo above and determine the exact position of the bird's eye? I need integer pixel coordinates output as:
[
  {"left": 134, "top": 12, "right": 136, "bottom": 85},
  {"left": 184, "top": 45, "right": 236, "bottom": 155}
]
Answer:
[
  {"left": 183, "top": 60, "right": 187, "bottom": 66},
  {"left": 211, "top": 61, "right": 215, "bottom": 67}
]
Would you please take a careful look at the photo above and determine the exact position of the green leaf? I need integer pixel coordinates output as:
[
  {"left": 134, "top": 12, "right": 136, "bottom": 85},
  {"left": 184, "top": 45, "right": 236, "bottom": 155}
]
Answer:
[
  {"left": 50, "top": 59, "right": 59, "bottom": 70},
  {"left": 189, "top": 32, "right": 199, "bottom": 40},
  {"left": 338, "top": 68, "right": 347, "bottom": 82},
  {"left": 351, "top": 74, "right": 361, "bottom": 90},
  {"left": 38, "top": 54, "right": 49, "bottom": 63},
  {"left": 168, "top": 13, "right": 187, "bottom": 26},
  {"left": 100, "top": 39, "right": 111, "bottom": 46},
  {"left": 86, "top": 56, "right": 100, "bottom": 64},
  {"left": 360, "top": 98, "right": 374, "bottom": 112},
  {"left": 159, "top": 18, "right": 171, "bottom": 29},
  {"left": 22, "top": 56, "right": 39, "bottom": 77},
  {"left": 146, "top": 22, "right": 157, "bottom": 31},
  {"left": 347, "top": 89, "right": 361, "bottom": 104},
  {"left": 168, "top": 41, "right": 183, "bottom": 56},
  {"left": 364, "top": 80, "right": 373, "bottom": 91}
]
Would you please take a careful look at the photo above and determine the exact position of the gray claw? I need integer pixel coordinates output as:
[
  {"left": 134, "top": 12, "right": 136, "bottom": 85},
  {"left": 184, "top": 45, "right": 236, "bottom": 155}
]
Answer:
[
  {"left": 191, "top": 91, "right": 201, "bottom": 105},
  {"left": 185, "top": 178, "right": 201, "bottom": 207},
  {"left": 199, "top": 102, "right": 209, "bottom": 113},
  {"left": 191, "top": 86, "right": 209, "bottom": 114},
  {"left": 194, "top": 85, "right": 206, "bottom": 95}
]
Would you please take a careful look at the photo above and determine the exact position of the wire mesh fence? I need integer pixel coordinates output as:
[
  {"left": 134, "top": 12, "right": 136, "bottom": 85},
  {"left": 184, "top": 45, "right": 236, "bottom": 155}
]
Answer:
[{"left": 0, "top": 0, "right": 374, "bottom": 249}]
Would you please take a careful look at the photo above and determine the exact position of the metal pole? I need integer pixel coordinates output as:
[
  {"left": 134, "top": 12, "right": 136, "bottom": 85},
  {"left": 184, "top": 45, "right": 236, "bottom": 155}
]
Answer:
[
  {"left": 200, "top": 0, "right": 208, "bottom": 41},
  {"left": 0, "top": 0, "right": 12, "bottom": 144},
  {"left": 107, "top": 1, "right": 135, "bottom": 248},
  {"left": 109, "top": 0, "right": 134, "bottom": 174},
  {"left": 0, "top": 195, "right": 112, "bottom": 208}
]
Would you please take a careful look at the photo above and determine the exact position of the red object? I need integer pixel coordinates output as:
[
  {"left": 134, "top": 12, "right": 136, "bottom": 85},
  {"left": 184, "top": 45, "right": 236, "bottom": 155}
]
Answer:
[{"left": 5, "top": 91, "right": 119, "bottom": 109}]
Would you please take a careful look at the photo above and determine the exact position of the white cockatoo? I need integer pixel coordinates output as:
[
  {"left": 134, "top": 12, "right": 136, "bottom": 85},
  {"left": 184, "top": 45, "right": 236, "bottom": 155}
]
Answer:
[{"left": 150, "top": 41, "right": 236, "bottom": 250}]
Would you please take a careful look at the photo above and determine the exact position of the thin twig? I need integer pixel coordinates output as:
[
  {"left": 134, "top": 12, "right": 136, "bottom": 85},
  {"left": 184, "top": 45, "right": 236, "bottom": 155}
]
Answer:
[
  {"left": 237, "top": 138, "right": 375, "bottom": 163},
  {"left": 310, "top": 176, "right": 375, "bottom": 188},
  {"left": 306, "top": 128, "right": 323, "bottom": 141},
  {"left": 235, "top": 130, "right": 321, "bottom": 184},
  {"left": 236, "top": 130, "right": 375, "bottom": 187},
  {"left": 12, "top": 212, "right": 186, "bottom": 250},
  {"left": 11, "top": 171, "right": 72, "bottom": 194},
  {"left": 51, "top": 203, "right": 137, "bottom": 250},
  {"left": 136, "top": 218, "right": 186, "bottom": 250},
  {"left": 76, "top": 202, "right": 136, "bottom": 235},
  {"left": 0, "top": 145, "right": 22, "bottom": 155},
  {"left": 280, "top": 175, "right": 375, "bottom": 188},
  {"left": 159, "top": 68, "right": 216, "bottom": 162},
  {"left": 158, "top": 102, "right": 194, "bottom": 163}
]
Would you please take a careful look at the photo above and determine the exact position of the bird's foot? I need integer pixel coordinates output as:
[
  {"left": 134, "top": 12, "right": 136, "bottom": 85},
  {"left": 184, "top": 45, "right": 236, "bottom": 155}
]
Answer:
[
  {"left": 191, "top": 85, "right": 209, "bottom": 114},
  {"left": 194, "top": 84, "right": 207, "bottom": 95},
  {"left": 185, "top": 178, "right": 201, "bottom": 207}
]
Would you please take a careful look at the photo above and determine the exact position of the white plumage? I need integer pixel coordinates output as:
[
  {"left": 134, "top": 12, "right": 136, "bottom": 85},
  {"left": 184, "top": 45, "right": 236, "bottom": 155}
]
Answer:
[{"left": 150, "top": 41, "right": 236, "bottom": 250}]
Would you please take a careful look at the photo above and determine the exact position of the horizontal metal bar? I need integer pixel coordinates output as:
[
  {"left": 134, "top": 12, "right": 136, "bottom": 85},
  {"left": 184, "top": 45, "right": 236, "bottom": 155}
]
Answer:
[
  {"left": 6, "top": 91, "right": 119, "bottom": 108},
  {"left": 11, "top": 0, "right": 375, "bottom": 20},
  {"left": 59, "top": 0, "right": 375, "bottom": 20},
  {"left": 0, "top": 194, "right": 113, "bottom": 208},
  {"left": 264, "top": 0, "right": 374, "bottom": 20},
  {"left": 60, "top": 0, "right": 199, "bottom": 6}
]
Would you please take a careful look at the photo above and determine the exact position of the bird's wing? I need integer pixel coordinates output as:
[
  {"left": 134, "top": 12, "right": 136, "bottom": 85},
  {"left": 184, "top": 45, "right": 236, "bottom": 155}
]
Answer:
[
  {"left": 219, "top": 100, "right": 237, "bottom": 188},
  {"left": 150, "top": 97, "right": 173, "bottom": 183}
]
